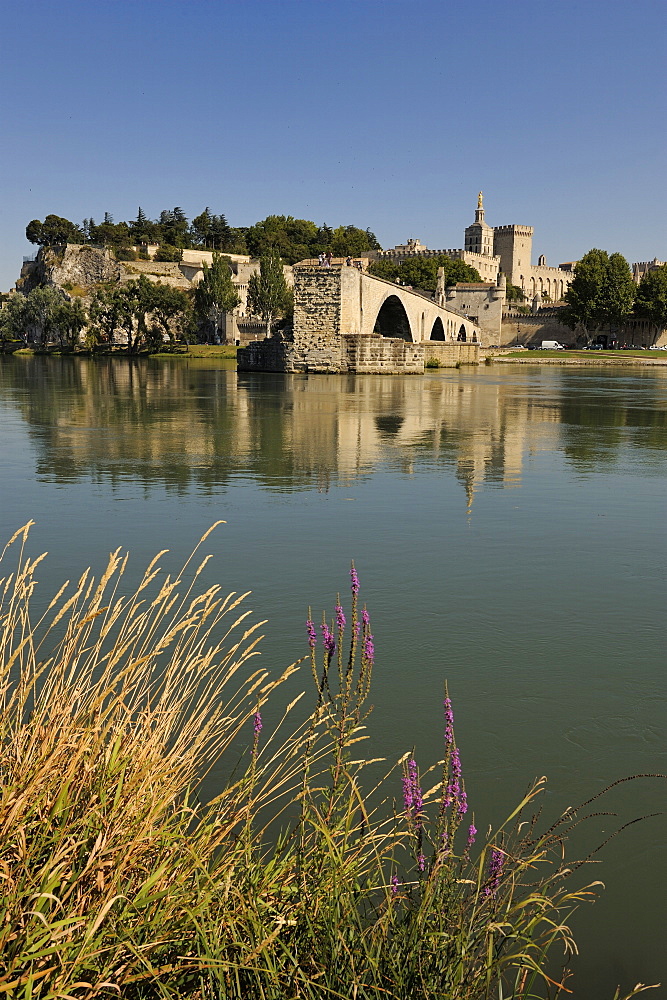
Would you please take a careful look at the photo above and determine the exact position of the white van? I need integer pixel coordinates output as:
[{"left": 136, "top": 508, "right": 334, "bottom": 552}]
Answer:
[{"left": 541, "top": 340, "right": 565, "bottom": 350}]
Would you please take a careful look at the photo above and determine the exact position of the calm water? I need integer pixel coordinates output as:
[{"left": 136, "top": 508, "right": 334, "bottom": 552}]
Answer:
[{"left": 1, "top": 355, "right": 666, "bottom": 997}]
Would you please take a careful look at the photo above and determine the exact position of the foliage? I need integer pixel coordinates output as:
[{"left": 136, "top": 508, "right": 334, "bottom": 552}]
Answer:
[
  {"left": 26, "top": 209, "right": 381, "bottom": 262},
  {"left": 330, "top": 224, "right": 381, "bottom": 257},
  {"left": 154, "top": 244, "right": 184, "bottom": 262},
  {"left": 506, "top": 280, "right": 524, "bottom": 302},
  {"left": 193, "top": 253, "right": 240, "bottom": 343},
  {"left": 89, "top": 276, "right": 188, "bottom": 351},
  {"left": 367, "top": 259, "right": 401, "bottom": 282},
  {"left": 634, "top": 264, "right": 667, "bottom": 337},
  {"left": 0, "top": 526, "right": 659, "bottom": 1000},
  {"left": 368, "top": 255, "right": 481, "bottom": 293},
  {"left": 26, "top": 214, "right": 84, "bottom": 246},
  {"left": 247, "top": 249, "right": 291, "bottom": 335},
  {"left": 0, "top": 286, "right": 84, "bottom": 346},
  {"left": 563, "top": 249, "right": 635, "bottom": 333},
  {"left": 191, "top": 208, "right": 234, "bottom": 251}
]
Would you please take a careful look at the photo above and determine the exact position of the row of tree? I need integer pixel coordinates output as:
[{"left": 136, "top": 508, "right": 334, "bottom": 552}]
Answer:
[
  {"left": 563, "top": 250, "right": 667, "bottom": 336},
  {"left": 25, "top": 211, "right": 382, "bottom": 265},
  {"left": 1, "top": 253, "right": 293, "bottom": 350}
]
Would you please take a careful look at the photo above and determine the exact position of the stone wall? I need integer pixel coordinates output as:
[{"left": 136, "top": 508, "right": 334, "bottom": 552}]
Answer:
[
  {"left": 500, "top": 313, "right": 574, "bottom": 346},
  {"left": 341, "top": 335, "right": 424, "bottom": 373},
  {"left": 423, "top": 342, "right": 480, "bottom": 367}
]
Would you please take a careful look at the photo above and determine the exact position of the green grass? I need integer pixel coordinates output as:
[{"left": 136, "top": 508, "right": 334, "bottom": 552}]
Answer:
[{"left": 0, "top": 525, "right": 659, "bottom": 999}]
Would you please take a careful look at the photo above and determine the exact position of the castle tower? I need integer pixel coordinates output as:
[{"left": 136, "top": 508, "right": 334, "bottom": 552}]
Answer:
[
  {"left": 492, "top": 224, "right": 534, "bottom": 290},
  {"left": 464, "top": 192, "right": 495, "bottom": 257}
]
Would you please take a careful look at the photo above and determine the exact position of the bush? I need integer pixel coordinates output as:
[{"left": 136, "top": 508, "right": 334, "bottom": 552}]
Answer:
[
  {"left": 114, "top": 246, "right": 138, "bottom": 261},
  {"left": 155, "top": 244, "right": 184, "bottom": 262}
]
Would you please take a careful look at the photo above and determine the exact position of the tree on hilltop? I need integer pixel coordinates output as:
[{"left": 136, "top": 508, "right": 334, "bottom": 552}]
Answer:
[{"left": 26, "top": 215, "right": 84, "bottom": 246}]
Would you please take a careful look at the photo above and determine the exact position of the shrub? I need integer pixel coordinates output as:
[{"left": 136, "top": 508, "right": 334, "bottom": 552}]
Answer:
[{"left": 425, "top": 356, "right": 442, "bottom": 368}]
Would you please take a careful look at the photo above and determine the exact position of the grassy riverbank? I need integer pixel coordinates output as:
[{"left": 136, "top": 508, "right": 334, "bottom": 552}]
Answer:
[
  {"left": 0, "top": 525, "right": 657, "bottom": 1000},
  {"left": 486, "top": 348, "right": 667, "bottom": 364}
]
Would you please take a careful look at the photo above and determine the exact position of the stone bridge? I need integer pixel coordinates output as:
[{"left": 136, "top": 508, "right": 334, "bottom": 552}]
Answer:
[{"left": 238, "top": 264, "right": 481, "bottom": 374}]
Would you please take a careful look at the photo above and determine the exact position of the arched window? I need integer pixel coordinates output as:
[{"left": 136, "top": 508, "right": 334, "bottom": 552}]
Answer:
[{"left": 457, "top": 325, "right": 467, "bottom": 342}]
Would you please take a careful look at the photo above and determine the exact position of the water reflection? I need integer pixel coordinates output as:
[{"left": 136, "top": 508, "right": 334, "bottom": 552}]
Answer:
[{"left": 5, "top": 357, "right": 666, "bottom": 507}]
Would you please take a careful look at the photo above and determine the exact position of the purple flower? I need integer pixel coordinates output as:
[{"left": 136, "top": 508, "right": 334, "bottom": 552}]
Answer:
[
  {"left": 362, "top": 607, "right": 370, "bottom": 627},
  {"left": 390, "top": 874, "right": 400, "bottom": 896},
  {"left": 417, "top": 852, "right": 426, "bottom": 872},
  {"left": 444, "top": 697, "right": 455, "bottom": 745},
  {"left": 350, "top": 565, "right": 360, "bottom": 595},
  {"left": 402, "top": 773, "right": 414, "bottom": 814},
  {"left": 403, "top": 757, "right": 423, "bottom": 827},
  {"left": 484, "top": 849, "right": 505, "bottom": 897},
  {"left": 335, "top": 604, "right": 346, "bottom": 631},
  {"left": 253, "top": 712, "right": 262, "bottom": 735},
  {"left": 321, "top": 622, "right": 336, "bottom": 655},
  {"left": 458, "top": 790, "right": 468, "bottom": 816},
  {"left": 466, "top": 823, "right": 477, "bottom": 848},
  {"left": 306, "top": 619, "right": 317, "bottom": 649},
  {"left": 363, "top": 632, "right": 374, "bottom": 665}
]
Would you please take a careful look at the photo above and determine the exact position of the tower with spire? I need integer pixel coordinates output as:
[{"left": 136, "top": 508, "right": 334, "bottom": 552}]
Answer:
[{"left": 464, "top": 191, "right": 495, "bottom": 257}]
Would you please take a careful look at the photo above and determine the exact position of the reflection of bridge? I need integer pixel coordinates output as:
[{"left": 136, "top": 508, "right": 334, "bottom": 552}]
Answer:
[{"left": 238, "top": 265, "right": 481, "bottom": 374}]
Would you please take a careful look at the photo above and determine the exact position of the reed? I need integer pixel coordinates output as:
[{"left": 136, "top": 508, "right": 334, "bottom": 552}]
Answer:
[{"left": 0, "top": 526, "right": 659, "bottom": 999}]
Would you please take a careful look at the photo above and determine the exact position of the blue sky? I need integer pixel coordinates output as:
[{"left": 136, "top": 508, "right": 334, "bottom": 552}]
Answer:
[{"left": 1, "top": 0, "right": 665, "bottom": 290}]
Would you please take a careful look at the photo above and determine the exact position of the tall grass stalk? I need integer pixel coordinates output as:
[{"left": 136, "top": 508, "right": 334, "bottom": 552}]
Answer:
[{"left": 0, "top": 527, "right": 659, "bottom": 999}]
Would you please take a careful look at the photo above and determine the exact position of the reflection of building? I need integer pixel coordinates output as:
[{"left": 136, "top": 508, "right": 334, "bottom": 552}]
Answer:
[{"left": 10, "top": 358, "right": 577, "bottom": 511}]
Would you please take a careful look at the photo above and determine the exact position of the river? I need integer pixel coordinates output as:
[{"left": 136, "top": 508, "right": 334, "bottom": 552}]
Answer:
[{"left": 1, "top": 355, "right": 665, "bottom": 998}]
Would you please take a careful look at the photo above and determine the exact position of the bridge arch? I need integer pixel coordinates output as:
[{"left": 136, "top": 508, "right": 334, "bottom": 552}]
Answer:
[
  {"left": 373, "top": 294, "right": 413, "bottom": 341},
  {"left": 430, "top": 317, "right": 446, "bottom": 341}
]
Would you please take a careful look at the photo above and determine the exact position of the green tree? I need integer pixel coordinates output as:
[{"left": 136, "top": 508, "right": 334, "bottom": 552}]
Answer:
[
  {"left": 53, "top": 297, "right": 87, "bottom": 348},
  {"left": 247, "top": 250, "right": 291, "bottom": 336},
  {"left": 90, "top": 220, "right": 131, "bottom": 249},
  {"left": 128, "top": 207, "right": 158, "bottom": 246},
  {"left": 368, "top": 255, "right": 480, "bottom": 293},
  {"left": 330, "top": 225, "right": 381, "bottom": 257},
  {"left": 193, "top": 253, "right": 240, "bottom": 343},
  {"left": 89, "top": 285, "right": 133, "bottom": 349},
  {"left": 158, "top": 208, "right": 190, "bottom": 249},
  {"left": 563, "top": 249, "right": 608, "bottom": 331},
  {"left": 145, "top": 285, "right": 191, "bottom": 348},
  {"left": 634, "top": 265, "right": 667, "bottom": 342},
  {"left": 505, "top": 280, "right": 524, "bottom": 302},
  {"left": 89, "top": 277, "right": 168, "bottom": 353},
  {"left": 367, "top": 259, "right": 401, "bottom": 282},
  {"left": 601, "top": 252, "right": 635, "bottom": 332},
  {"left": 0, "top": 293, "right": 31, "bottom": 343},
  {"left": 244, "top": 216, "right": 320, "bottom": 264},
  {"left": 26, "top": 215, "right": 84, "bottom": 246},
  {"left": 563, "top": 249, "right": 635, "bottom": 334},
  {"left": 1, "top": 286, "right": 79, "bottom": 346}
]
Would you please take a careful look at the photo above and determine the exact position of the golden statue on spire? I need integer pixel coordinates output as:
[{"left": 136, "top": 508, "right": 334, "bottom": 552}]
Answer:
[{"left": 477, "top": 191, "right": 483, "bottom": 210}]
